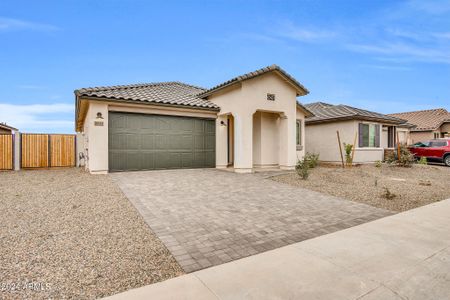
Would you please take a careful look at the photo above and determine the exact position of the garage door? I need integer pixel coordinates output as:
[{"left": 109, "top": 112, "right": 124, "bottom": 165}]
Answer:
[{"left": 108, "top": 112, "right": 216, "bottom": 172}]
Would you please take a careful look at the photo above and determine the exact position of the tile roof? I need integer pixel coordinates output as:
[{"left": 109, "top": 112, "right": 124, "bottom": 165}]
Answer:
[
  {"left": 75, "top": 82, "right": 220, "bottom": 110},
  {"left": 388, "top": 108, "right": 450, "bottom": 131},
  {"left": 305, "top": 102, "right": 406, "bottom": 125},
  {"left": 198, "top": 64, "right": 309, "bottom": 97}
]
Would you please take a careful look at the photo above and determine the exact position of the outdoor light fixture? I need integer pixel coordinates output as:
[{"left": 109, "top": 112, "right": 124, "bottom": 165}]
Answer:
[
  {"left": 96, "top": 112, "right": 104, "bottom": 119},
  {"left": 220, "top": 120, "right": 227, "bottom": 126}
]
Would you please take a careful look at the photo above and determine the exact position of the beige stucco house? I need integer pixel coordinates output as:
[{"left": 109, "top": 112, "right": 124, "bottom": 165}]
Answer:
[
  {"left": 75, "top": 65, "right": 312, "bottom": 174},
  {"left": 389, "top": 108, "right": 450, "bottom": 144},
  {"left": 304, "top": 102, "right": 411, "bottom": 163}
]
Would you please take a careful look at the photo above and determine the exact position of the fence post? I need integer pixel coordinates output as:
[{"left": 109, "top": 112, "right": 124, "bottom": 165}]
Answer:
[{"left": 14, "top": 132, "right": 20, "bottom": 171}]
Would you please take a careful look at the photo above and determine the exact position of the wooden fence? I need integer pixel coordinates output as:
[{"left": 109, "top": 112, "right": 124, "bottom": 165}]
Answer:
[
  {"left": 0, "top": 134, "right": 13, "bottom": 170},
  {"left": 21, "top": 134, "right": 75, "bottom": 168}
]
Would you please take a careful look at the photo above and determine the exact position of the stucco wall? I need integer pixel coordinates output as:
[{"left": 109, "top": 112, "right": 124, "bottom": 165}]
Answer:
[
  {"left": 441, "top": 122, "right": 450, "bottom": 133},
  {"left": 410, "top": 131, "right": 433, "bottom": 144},
  {"left": 306, "top": 120, "right": 384, "bottom": 163},
  {"left": 209, "top": 72, "right": 303, "bottom": 172}
]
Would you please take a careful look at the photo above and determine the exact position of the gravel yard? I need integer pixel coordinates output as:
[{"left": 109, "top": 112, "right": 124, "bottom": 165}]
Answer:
[
  {"left": 271, "top": 164, "right": 450, "bottom": 212},
  {"left": 0, "top": 168, "right": 183, "bottom": 300}
]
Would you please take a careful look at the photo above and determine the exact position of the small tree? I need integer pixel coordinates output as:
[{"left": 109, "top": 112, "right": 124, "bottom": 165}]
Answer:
[
  {"left": 343, "top": 143, "right": 353, "bottom": 167},
  {"left": 296, "top": 158, "right": 310, "bottom": 180}
]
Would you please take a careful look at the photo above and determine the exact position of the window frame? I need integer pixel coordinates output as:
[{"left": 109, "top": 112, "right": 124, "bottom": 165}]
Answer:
[
  {"left": 358, "top": 123, "right": 381, "bottom": 148},
  {"left": 296, "top": 119, "right": 303, "bottom": 150}
]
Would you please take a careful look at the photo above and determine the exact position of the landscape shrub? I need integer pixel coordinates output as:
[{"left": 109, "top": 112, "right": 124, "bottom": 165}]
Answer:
[
  {"left": 343, "top": 143, "right": 353, "bottom": 166},
  {"left": 296, "top": 158, "right": 310, "bottom": 180},
  {"left": 304, "top": 152, "right": 320, "bottom": 168},
  {"left": 418, "top": 156, "right": 427, "bottom": 165},
  {"left": 384, "top": 145, "right": 415, "bottom": 167},
  {"left": 397, "top": 145, "right": 415, "bottom": 167},
  {"left": 375, "top": 160, "right": 382, "bottom": 168}
]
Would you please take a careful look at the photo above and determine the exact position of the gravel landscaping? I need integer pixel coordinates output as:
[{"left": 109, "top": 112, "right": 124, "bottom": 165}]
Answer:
[
  {"left": 271, "top": 164, "right": 450, "bottom": 212},
  {"left": 0, "top": 168, "right": 183, "bottom": 300}
]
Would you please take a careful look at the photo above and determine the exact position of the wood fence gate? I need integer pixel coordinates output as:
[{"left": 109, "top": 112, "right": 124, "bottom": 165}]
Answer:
[
  {"left": 21, "top": 134, "right": 76, "bottom": 168},
  {"left": 0, "top": 134, "right": 13, "bottom": 170}
]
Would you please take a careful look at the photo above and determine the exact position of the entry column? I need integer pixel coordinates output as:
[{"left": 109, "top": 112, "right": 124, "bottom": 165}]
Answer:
[{"left": 233, "top": 113, "right": 253, "bottom": 173}]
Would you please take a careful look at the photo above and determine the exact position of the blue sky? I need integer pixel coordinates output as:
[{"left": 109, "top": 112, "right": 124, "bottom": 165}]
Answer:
[{"left": 0, "top": 0, "right": 449, "bottom": 133}]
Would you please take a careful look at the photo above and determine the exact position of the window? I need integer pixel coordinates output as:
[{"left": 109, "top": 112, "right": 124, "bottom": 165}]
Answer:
[
  {"left": 429, "top": 141, "right": 447, "bottom": 147},
  {"left": 434, "top": 132, "right": 440, "bottom": 139},
  {"left": 296, "top": 120, "right": 302, "bottom": 147},
  {"left": 358, "top": 123, "right": 380, "bottom": 148}
]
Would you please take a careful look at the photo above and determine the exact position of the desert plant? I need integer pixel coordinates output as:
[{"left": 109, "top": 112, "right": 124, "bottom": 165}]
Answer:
[
  {"left": 296, "top": 158, "right": 310, "bottom": 180},
  {"left": 397, "top": 145, "right": 415, "bottom": 167},
  {"left": 384, "top": 145, "right": 415, "bottom": 167},
  {"left": 343, "top": 143, "right": 353, "bottom": 166},
  {"left": 304, "top": 152, "right": 320, "bottom": 168},
  {"left": 418, "top": 156, "right": 427, "bottom": 165},
  {"left": 381, "top": 187, "right": 396, "bottom": 200},
  {"left": 384, "top": 151, "right": 396, "bottom": 164},
  {"left": 375, "top": 160, "right": 382, "bottom": 168}
]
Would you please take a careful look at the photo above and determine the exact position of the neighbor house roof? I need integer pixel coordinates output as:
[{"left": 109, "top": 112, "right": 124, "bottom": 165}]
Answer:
[
  {"left": 0, "top": 122, "right": 18, "bottom": 132},
  {"left": 388, "top": 108, "right": 450, "bottom": 131},
  {"left": 305, "top": 102, "right": 406, "bottom": 125},
  {"left": 75, "top": 81, "right": 220, "bottom": 110},
  {"left": 198, "top": 64, "right": 309, "bottom": 98}
]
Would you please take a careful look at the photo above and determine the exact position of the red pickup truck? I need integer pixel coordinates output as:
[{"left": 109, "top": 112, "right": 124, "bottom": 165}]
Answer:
[{"left": 408, "top": 139, "right": 450, "bottom": 166}]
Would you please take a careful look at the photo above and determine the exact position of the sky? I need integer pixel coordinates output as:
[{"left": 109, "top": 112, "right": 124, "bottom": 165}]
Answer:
[{"left": 0, "top": 0, "right": 449, "bottom": 133}]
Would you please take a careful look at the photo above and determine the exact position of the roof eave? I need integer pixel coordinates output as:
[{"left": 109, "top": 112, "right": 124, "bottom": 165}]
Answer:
[{"left": 305, "top": 115, "right": 405, "bottom": 125}]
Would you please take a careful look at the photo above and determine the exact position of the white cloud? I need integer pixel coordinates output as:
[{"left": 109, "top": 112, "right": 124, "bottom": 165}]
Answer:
[
  {"left": 360, "top": 64, "right": 412, "bottom": 71},
  {"left": 0, "top": 17, "right": 59, "bottom": 32},
  {"left": 0, "top": 103, "right": 74, "bottom": 133},
  {"left": 347, "top": 43, "right": 450, "bottom": 64},
  {"left": 273, "top": 22, "right": 337, "bottom": 43}
]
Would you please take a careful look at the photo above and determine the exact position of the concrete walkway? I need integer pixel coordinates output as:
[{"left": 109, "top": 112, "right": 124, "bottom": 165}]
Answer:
[{"left": 105, "top": 199, "right": 450, "bottom": 300}]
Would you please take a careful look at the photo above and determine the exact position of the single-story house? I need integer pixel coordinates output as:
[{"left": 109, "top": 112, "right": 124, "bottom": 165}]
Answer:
[
  {"left": 304, "top": 102, "right": 410, "bottom": 163},
  {"left": 75, "top": 65, "right": 313, "bottom": 174},
  {"left": 388, "top": 108, "right": 450, "bottom": 144},
  {"left": 0, "top": 123, "right": 18, "bottom": 134}
]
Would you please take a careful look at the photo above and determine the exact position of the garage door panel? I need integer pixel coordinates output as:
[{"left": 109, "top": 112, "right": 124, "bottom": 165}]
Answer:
[
  {"left": 109, "top": 112, "right": 215, "bottom": 171},
  {"left": 140, "top": 152, "right": 155, "bottom": 170},
  {"left": 141, "top": 134, "right": 155, "bottom": 149}
]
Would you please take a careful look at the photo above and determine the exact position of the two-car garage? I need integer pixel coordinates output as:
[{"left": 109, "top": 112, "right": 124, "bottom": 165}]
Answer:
[{"left": 108, "top": 112, "right": 216, "bottom": 172}]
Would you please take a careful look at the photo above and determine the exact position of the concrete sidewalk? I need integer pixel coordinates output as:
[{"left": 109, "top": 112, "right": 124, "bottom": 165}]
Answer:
[{"left": 105, "top": 199, "right": 450, "bottom": 300}]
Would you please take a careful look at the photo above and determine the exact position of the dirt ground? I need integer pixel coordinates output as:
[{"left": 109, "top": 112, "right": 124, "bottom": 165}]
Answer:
[
  {"left": 271, "top": 164, "right": 450, "bottom": 212},
  {"left": 0, "top": 168, "right": 183, "bottom": 300}
]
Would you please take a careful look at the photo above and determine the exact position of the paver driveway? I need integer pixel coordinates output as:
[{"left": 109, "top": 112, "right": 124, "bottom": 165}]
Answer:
[{"left": 111, "top": 169, "right": 391, "bottom": 272}]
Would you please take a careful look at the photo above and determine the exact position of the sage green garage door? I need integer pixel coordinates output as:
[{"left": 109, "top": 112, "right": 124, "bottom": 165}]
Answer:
[{"left": 109, "top": 112, "right": 215, "bottom": 172}]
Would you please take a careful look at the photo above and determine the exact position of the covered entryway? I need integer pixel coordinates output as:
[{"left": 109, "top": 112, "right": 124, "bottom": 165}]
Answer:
[{"left": 108, "top": 112, "right": 215, "bottom": 172}]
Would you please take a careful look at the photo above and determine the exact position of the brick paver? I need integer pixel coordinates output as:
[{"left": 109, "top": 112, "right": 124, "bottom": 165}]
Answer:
[{"left": 111, "top": 169, "right": 391, "bottom": 272}]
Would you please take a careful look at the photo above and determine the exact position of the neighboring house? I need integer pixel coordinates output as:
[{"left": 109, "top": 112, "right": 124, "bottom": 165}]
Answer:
[
  {"left": 0, "top": 123, "right": 18, "bottom": 134},
  {"left": 74, "top": 65, "right": 313, "bottom": 174},
  {"left": 388, "top": 108, "right": 450, "bottom": 144},
  {"left": 304, "top": 102, "right": 409, "bottom": 163}
]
